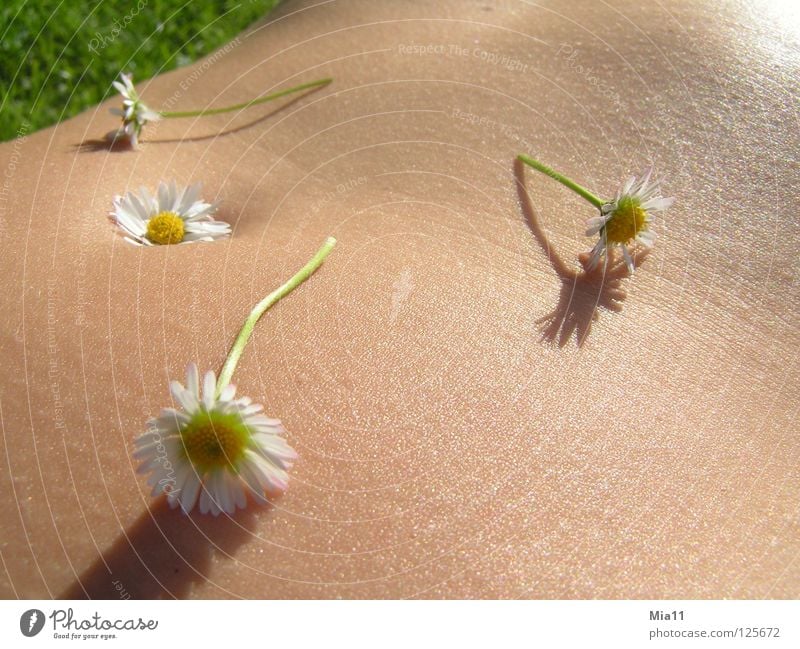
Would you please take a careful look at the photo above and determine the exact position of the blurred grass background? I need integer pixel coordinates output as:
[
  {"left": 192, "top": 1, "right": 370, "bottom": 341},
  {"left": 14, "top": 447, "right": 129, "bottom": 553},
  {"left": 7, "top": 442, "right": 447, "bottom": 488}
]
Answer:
[{"left": 0, "top": 0, "right": 280, "bottom": 141}]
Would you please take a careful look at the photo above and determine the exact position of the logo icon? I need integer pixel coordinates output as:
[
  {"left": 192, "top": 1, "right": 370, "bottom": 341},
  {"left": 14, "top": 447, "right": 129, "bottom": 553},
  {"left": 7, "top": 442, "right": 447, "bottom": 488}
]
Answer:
[{"left": 20, "top": 609, "right": 45, "bottom": 637}]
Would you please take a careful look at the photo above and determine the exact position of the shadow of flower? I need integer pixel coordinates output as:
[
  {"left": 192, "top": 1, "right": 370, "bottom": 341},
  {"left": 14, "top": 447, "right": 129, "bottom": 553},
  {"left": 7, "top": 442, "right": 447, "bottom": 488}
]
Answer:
[
  {"left": 59, "top": 497, "right": 262, "bottom": 599},
  {"left": 74, "top": 84, "right": 323, "bottom": 152},
  {"left": 535, "top": 262, "right": 629, "bottom": 347}
]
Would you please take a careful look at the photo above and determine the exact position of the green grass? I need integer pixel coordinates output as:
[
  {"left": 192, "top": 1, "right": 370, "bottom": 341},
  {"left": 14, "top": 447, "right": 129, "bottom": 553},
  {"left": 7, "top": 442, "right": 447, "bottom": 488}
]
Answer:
[{"left": 0, "top": 0, "right": 280, "bottom": 142}]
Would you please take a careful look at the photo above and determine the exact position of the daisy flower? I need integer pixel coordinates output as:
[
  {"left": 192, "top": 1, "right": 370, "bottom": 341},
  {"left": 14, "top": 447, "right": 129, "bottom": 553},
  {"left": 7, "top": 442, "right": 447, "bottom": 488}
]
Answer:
[
  {"left": 134, "top": 363, "right": 297, "bottom": 516},
  {"left": 131, "top": 236, "right": 337, "bottom": 516},
  {"left": 107, "top": 72, "right": 161, "bottom": 148},
  {"left": 585, "top": 166, "right": 674, "bottom": 272},
  {"left": 104, "top": 72, "right": 333, "bottom": 149},
  {"left": 110, "top": 180, "right": 230, "bottom": 246},
  {"left": 518, "top": 154, "right": 674, "bottom": 273}
]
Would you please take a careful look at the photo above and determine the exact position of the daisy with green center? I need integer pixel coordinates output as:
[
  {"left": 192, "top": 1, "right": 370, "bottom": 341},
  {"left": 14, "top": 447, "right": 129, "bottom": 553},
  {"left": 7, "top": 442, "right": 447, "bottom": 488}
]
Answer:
[
  {"left": 110, "top": 180, "right": 229, "bottom": 246},
  {"left": 134, "top": 237, "right": 337, "bottom": 515},
  {"left": 518, "top": 155, "right": 674, "bottom": 272},
  {"left": 107, "top": 71, "right": 333, "bottom": 149}
]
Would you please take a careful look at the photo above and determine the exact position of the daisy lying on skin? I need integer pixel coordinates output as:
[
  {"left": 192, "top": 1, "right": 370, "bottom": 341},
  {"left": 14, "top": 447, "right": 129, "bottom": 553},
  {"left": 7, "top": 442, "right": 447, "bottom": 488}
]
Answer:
[
  {"left": 134, "top": 363, "right": 296, "bottom": 516},
  {"left": 584, "top": 167, "right": 674, "bottom": 272},
  {"left": 133, "top": 237, "right": 337, "bottom": 515},
  {"left": 107, "top": 72, "right": 161, "bottom": 149},
  {"left": 107, "top": 71, "right": 333, "bottom": 149},
  {"left": 518, "top": 154, "right": 674, "bottom": 272},
  {"left": 110, "top": 180, "right": 229, "bottom": 246}
]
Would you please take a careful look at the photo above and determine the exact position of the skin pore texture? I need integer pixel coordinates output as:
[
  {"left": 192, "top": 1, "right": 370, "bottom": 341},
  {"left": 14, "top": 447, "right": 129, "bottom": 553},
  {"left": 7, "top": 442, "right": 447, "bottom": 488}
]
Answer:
[{"left": 0, "top": 0, "right": 798, "bottom": 599}]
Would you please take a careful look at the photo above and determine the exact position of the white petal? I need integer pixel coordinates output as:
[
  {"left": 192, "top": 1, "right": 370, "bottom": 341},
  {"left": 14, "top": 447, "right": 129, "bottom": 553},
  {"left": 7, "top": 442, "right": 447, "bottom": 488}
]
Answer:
[
  {"left": 199, "top": 484, "right": 211, "bottom": 515},
  {"left": 186, "top": 363, "right": 200, "bottom": 400},
  {"left": 127, "top": 192, "right": 151, "bottom": 221},
  {"left": 207, "top": 472, "right": 225, "bottom": 516},
  {"left": 178, "top": 233, "right": 216, "bottom": 243},
  {"left": 218, "top": 474, "right": 235, "bottom": 514},
  {"left": 157, "top": 181, "right": 170, "bottom": 212},
  {"left": 587, "top": 239, "right": 606, "bottom": 271},
  {"left": 637, "top": 230, "right": 656, "bottom": 247},
  {"left": 202, "top": 371, "right": 217, "bottom": 409},
  {"left": 244, "top": 450, "right": 289, "bottom": 491},
  {"left": 238, "top": 462, "right": 269, "bottom": 502},
  {"left": 179, "top": 183, "right": 201, "bottom": 213},
  {"left": 170, "top": 381, "right": 197, "bottom": 412},
  {"left": 229, "top": 478, "right": 247, "bottom": 510},
  {"left": 247, "top": 414, "right": 284, "bottom": 428},
  {"left": 114, "top": 210, "right": 147, "bottom": 238},
  {"left": 166, "top": 462, "right": 192, "bottom": 506},
  {"left": 641, "top": 196, "right": 674, "bottom": 212},
  {"left": 184, "top": 202, "right": 217, "bottom": 220},
  {"left": 254, "top": 434, "right": 298, "bottom": 464},
  {"left": 139, "top": 186, "right": 158, "bottom": 214},
  {"left": 634, "top": 166, "right": 653, "bottom": 196},
  {"left": 585, "top": 215, "right": 607, "bottom": 237},
  {"left": 219, "top": 384, "right": 236, "bottom": 402},
  {"left": 620, "top": 175, "right": 636, "bottom": 196},
  {"left": 621, "top": 245, "right": 635, "bottom": 272},
  {"left": 168, "top": 179, "right": 179, "bottom": 212},
  {"left": 123, "top": 236, "right": 148, "bottom": 246},
  {"left": 178, "top": 473, "right": 202, "bottom": 514}
]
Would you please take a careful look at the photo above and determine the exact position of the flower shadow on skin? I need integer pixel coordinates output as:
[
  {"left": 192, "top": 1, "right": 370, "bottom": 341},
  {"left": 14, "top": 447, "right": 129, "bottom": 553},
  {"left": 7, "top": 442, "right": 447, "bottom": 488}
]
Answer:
[
  {"left": 73, "top": 86, "right": 320, "bottom": 153},
  {"left": 59, "top": 497, "right": 262, "bottom": 599},
  {"left": 513, "top": 158, "right": 647, "bottom": 348}
]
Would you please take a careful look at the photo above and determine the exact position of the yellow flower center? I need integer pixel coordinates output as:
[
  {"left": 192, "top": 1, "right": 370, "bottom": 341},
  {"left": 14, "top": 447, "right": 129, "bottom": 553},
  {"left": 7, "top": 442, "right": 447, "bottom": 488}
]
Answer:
[
  {"left": 180, "top": 410, "right": 251, "bottom": 473},
  {"left": 146, "top": 211, "right": 185, "bottom": 245},
  {"left": 603, "top": 196, "right": 647, "bottom": 244}
]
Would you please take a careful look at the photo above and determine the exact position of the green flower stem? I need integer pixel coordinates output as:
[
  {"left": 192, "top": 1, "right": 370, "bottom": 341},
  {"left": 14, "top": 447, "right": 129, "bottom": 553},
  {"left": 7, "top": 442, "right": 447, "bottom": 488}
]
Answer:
[
  {"left": 215, "top": 236, "right": 337, "bottom": 398},
  {"left": 160, "top": 78, "right": 332, "bottom": 119},
  {"left": 517, "top": 154, "right": 604, "bottom": 209}
]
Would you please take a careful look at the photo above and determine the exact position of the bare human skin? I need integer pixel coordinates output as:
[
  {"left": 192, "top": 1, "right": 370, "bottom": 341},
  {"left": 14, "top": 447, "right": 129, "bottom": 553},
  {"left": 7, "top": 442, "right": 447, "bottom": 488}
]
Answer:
[{"left": 0, "top": 0, "right": 797, "bottom": 599}]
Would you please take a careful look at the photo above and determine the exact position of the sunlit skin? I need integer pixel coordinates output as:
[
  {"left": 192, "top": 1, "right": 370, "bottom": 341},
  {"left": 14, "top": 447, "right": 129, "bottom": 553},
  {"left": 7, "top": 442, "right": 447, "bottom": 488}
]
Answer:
[{"left": 0, "top": 0, "right": 796, "bottom": 599}]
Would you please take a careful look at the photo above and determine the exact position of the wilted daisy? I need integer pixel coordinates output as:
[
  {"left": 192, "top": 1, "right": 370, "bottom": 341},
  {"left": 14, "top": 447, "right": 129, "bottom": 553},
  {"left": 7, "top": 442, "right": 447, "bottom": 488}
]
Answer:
[
  {"left": 584, "top": 167, "right": 674, "bottom": 272},
  {"left": 518, "top": 154, "right": 674, "bottom": 273},
  {"left": 107, "top": 72, "right": 161, "bottom": 148},
  {"left": 134, "top": 363, "right": 297, "bottom": 516},
  {"left": 110, "top": 180, "right": 230, "bottom": 246},
  {"left": 133, "top": 236, "right": 337, "bottom": 515},
  {"left": 105, "top": 71, "right": 333, "bottom": 149}
]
